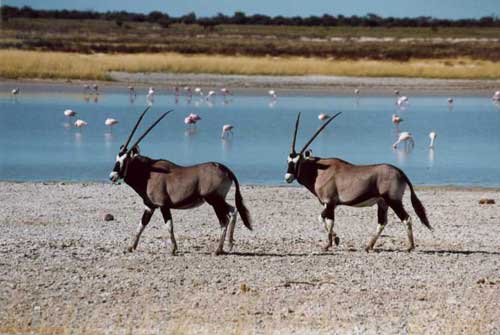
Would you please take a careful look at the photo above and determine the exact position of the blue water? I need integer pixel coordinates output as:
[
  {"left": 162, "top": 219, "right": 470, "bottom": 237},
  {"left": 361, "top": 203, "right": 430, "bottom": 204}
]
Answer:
[{"left": 1, "top": 91, "right": 499, "bottom": 186}]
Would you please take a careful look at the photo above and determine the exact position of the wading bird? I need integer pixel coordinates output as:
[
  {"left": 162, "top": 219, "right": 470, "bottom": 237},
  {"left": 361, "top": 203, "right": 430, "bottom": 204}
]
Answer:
[
  {"left": 392, "top": 114, "right": 403, "bottom": 125},
  {"left": 285, "top": 113, "right": 431, "bottom": 252},
  {"left": 11, "top": 88, "right": 20, "bottom": 95},
  {"left": 74, "top": 119, "right": 88, "bottom": 129},
  {"left": 354, "top": 88, "right": 360, "bottom": 95},
  {"left": 221, "top": 124, "right": 234, "bottom": 138},
  {"left": 92, "top": 84, "right": 99, "bottom": 95},
  {"left": 109, "top": 107, "right": 252, "bottom": 255},
  {"left": 318, "top": 113, "right": 330, "bottom": 121},
  {"left": 396, "top": 96, "right": 409, "bottom": 107},
  {"left": 393, "top": 131, "right": 414, "bottom": 149},
  {"left": 492, "top": 91, "right": 500, "bottom": 101},
  {"left": 429, "top": 131, "right": 437, "bottom": 148},
  {"left": 147, "top": 87, "right": 155, "bottom": 104},
  {"left": 64, "top": 109, "right": 76, "bottom": 120},
  {"left": 448, "top": 97, "right": 454, "bottom": 104},
  {"left": 105, "top": 118, "right": 119, "bottom": 132},
  {"left": 269, "top": 90, "right": 277, "bottom": 100}
]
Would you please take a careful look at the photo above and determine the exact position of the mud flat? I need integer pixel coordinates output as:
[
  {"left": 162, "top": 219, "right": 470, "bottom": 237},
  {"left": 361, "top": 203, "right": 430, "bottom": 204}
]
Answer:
[{"left": 0, "top": 182, "right": 499, "bottom": 334}]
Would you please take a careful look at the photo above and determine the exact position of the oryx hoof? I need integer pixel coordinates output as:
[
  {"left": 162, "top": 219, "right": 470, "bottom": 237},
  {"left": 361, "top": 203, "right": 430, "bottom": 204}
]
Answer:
[
  {"left": 365, "top": 245, "right": 373, "bottom": 253},
  {"left": 214, "top": 249, "right": 226, "bottom": 256},
  {"left": 127, "top": 246, "right": 135, "bottom": 253},
  {"left": 406, "top": 246, "right": 415, "bottom": 252},
  {"left": 334, "top": 236, "right": 340, "bottom": 246},
  {"left": 170, "top": 246, "right": 178, "bottom": 256},
  {"left": 322, "top": 244, "right": 331, "bottom": 252},
  {"left": 227, "top": 242, "right": 234, "bottom": 252}
]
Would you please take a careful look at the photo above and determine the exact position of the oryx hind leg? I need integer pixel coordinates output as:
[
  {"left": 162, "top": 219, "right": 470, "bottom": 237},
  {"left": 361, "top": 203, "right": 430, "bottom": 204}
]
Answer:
[
  {"left": 366, "top": 200, "right": 388, "bottom": 252},
  {"left": 205, "top": 196, "right": 231, "bottom": 255},
  {"left": 388, "top": 200, "right": 414, "bottom": 252},
  {"left": 319, "top": 204, "right": 338, "bottom": 251},
  {"left": 227, "top": 205, "right": 238, "bottom": 252},
  {"left": 160, "top": 207, "right": 177, "bottom": 256},
  {"left": 128, "top": 206, "right": 155, "bottom": 252}
]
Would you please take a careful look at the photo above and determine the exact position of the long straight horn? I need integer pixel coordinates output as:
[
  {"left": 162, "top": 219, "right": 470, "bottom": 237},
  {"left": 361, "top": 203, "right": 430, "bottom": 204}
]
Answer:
[
  {"left": 127, "top": 110, "right": 173, "bottom": 153},
  {"left": 291, "top": 112, "right": 301, "bottom": 153},
  {"left": 123, "top": 106, "right": 151, "bottom": 150},
  {"left": 299, "top": 112, "right": 342, "bottom": 154}
]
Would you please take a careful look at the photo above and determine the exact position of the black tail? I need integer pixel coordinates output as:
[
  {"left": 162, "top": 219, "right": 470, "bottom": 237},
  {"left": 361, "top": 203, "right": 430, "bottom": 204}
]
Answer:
[
  {"left": 400, "top": 171, "right": 433, "bottom": 231},
  {"left": 224, "top": 166, "right": 252, "bottom": 231}
]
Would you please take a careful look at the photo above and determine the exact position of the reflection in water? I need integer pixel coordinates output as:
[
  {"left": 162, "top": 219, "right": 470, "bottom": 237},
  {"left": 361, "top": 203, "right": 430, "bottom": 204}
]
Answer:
[
  {"left": 63, "top": 122, "right": 71, "bottom": 129},
  {"left": 104, "top": 132, "right": 114, "bottom": 149},
  {"left": 94, "top": 95, "right": 99, "bottom": 103},
  {"left": 221, "top": 138, "right": 232, "bottom": 160},
  {"left": 428, "top": 148, "right": 435, "bottom": 167},
  {"left": 394, "top": 146, "right": 412, "bottom": 166},
  {"left": 83, "top": 95, "right": 90, "bottom": 103},
  {"left": 184, "top": 128, "right": 197, "bottom": 137},
  {"left": 74, "top": 132, "right": 83, "bottom": 147},
  {"left": 268, "top": 100, "right": 277, "bottom": 109}
]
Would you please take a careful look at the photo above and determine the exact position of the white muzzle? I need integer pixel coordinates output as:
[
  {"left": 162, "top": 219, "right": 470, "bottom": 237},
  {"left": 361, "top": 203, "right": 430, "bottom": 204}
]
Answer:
[{"left": 284, "top": 173, "right": 295, "bottom": 183}]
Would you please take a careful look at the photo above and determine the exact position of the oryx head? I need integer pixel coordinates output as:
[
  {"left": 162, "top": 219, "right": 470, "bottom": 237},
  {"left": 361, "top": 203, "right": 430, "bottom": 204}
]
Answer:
[
  {"left": 109, "top": 106, "right": 173, "bottom": 183},
  {"left": 285, "top": 112, "right": 342, "bottom": 183}
]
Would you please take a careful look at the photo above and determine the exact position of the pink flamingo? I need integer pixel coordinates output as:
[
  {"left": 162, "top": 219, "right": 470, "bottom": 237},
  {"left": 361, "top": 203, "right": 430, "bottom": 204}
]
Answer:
[
  {"left": 104, "top": 118, "right": 119, "bottom": 132},
  {"left": 64, "top": 109, "right": 76, "bottom": 120},
  {"left": 429, "top": 131, "right": 437, "bottom": 148},
  {"left": 392, "top": 114, "right": 403, "bottom": 125},
  {"left": 74, "top": 119, "right": 88, "bottom": 130},
  {"left": 393, "top": 131, "right": 414, "bottom": 149},
  {"left": 318, "top": 113, "right": 330, "bottom": 121},
  {"left": 221, "top": 124, "right": 234, "bottom": 138}
]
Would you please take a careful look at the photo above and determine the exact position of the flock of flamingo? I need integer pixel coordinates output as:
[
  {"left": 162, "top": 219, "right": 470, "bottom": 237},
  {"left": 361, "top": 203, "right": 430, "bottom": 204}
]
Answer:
[{"left": 9, "top": 86, "right": 500, "bottom": 148}]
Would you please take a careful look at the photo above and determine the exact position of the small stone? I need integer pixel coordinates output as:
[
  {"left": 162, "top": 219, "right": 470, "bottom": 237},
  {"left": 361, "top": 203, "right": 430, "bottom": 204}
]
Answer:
[
  {"left": 477, "top": 278, "right": 486, "bottom": 284},
  {"left": 240, "top": 283, "right": 250, "bottom": 293},
  {"left": 479, "top": 198, "right": 495, "bottom": 205},
  {"left": 104, "top": 214, "right": 114, "bottom": 221}
]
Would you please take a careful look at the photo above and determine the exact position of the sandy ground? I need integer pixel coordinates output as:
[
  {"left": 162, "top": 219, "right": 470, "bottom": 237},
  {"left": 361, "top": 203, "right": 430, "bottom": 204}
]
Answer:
[
  {"left": 0, "top": 182, "right": 499, "bottom": 334},
  {"left": 1, "top": 74, "right": 500, "bottom": 96}
]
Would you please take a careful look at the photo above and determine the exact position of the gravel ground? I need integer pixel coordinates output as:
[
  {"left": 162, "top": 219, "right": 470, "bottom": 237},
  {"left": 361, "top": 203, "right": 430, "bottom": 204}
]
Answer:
[{"left": 0, "top": 182, "right": 499, "bottom": 334}]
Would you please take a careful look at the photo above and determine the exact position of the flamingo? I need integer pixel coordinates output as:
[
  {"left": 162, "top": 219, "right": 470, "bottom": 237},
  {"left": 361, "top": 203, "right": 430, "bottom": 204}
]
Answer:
[
  {"left": 392, "top": 114, "right": 403, "bottom": 125},
  {"left": 492, "top": 91, "right": 500, "bottom": 101},
  {"left": 188, "top": 113, "right": 201, "bottom": 122},
  {"left": 74, "top": 119, "right": 88, "bottom": 129},
  {"left": 354, "top": 88, "right": 360, "bottom": 95},
  {"left": 194, "top": 87, "right": 203, "bottom": 96},
  {"left": 128, "top": 86, "right": 136, "bottom": 95},
  {"left": 64, "top": 109, "right": 76, "bottom": 119},
  {"left": 184, "top": 86, "right": 193, "bottom": 98},
  {"left": 221, "top": 124, "right": 234, "bottom": 138},
  {"left": 11, "top": 88, "right": 19, "bottom": 95},
  {"left": 392, "top": 131, "right": 414, "bottom": 149},
  {"left": 184, "top": 116, "right": 196, "bottom": 128},
  {"left": 221, "top": 88, "right": 231, "bottom": 97},
  {"left": 269, "top": 90, "right": 277, "bottom": 100},
  {"left": 448, "top": 97, "right": 454, "bottom": 104},
  {"left": 318, "top": 113, "right": 330, "bottom": 121},
  {"left": 147, "top": 87, "right": 155, "bottom": 104},
  {"left": 394, "top": 89, "right": 400, "bottom": 96},
  {"left": 105, "top": 118, "right": 119, "bottom": 132},
  {"left": 92, "top": 84, "right": 99, "bottom": 95},
  {"left": 206, "top": 90, "right": 216, "bottom": 100},
  {"left": 429, "top": 131, "right": 437, "bottom": 148},
  {"left": 396, "top": 96, "right": 409, "bottom": 107}
]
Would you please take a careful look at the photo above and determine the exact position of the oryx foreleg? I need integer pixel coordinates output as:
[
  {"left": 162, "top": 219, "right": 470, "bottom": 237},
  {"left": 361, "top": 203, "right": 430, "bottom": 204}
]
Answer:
[
  {"left": 366, "top": 200, "right": 388, "bottom": 252},
  {"left": 319, "top": 204, "right": 338, "bottom": 251},
  {"left": 128, "top": 206, "right": 155, "bottom": 252},
  {"left": 160, "top": 207, "right": 177, "bottom": 255}
]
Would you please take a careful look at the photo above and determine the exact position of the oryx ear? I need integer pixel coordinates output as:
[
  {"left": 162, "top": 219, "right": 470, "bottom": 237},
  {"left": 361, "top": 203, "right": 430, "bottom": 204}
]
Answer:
[
  {"left": 130, "top": 145, "right": 140, "bottom": 157},
  {"left": 304, "top": 149, "right": 313, "bottom": 159}
]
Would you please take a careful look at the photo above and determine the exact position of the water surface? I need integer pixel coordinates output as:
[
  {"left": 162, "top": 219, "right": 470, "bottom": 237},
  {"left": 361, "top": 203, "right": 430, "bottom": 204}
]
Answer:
[{"left": 1, "top": 90, "right": 499, "bottom": 187}]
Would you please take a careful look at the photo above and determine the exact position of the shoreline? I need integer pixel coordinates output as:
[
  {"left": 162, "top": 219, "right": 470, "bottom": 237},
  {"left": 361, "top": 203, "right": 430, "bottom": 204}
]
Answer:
[
  {"left": 1, "top": 180, "right": 500, "bottom": 193},
  {"left": 2, "top": 73, "right": 500, "bottom": 96}
]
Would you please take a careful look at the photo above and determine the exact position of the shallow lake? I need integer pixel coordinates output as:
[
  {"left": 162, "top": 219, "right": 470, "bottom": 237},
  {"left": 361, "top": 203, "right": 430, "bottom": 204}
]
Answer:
[{"left": 1, "top": 89, "right": 499, "bottom": 187}]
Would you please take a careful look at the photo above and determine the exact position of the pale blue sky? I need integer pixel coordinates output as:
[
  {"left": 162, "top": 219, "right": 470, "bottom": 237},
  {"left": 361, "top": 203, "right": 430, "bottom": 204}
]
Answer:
[{"left": 4, "top": 0, "right": 499, "bottom": 19}]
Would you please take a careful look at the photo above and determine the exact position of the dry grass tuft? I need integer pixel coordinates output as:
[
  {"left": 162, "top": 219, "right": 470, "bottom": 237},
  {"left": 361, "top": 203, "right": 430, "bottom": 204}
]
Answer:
[{"left": 1, "top": 50, "right": 500, "bottom": 80}]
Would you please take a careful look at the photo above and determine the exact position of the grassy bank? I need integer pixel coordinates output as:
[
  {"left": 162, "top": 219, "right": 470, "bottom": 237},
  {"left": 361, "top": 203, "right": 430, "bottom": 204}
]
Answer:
[{"left": 1, "top": 50, "right": 500, "bottom": 80}]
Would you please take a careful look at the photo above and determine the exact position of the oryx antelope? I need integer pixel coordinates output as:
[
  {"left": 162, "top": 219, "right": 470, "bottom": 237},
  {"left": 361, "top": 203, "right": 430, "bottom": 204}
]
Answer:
[
  {"left": 109, "top": 107, "right": 252, "bottom": 255},
  {"left": 285, "top": 112, "right": 432, "bottom": 252}
]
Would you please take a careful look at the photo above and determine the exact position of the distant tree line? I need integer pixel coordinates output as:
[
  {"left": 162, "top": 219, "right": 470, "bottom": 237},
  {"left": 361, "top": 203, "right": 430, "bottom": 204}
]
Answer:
[{"left": 2, "top": 5, "right": 500, "bottom": 28}]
